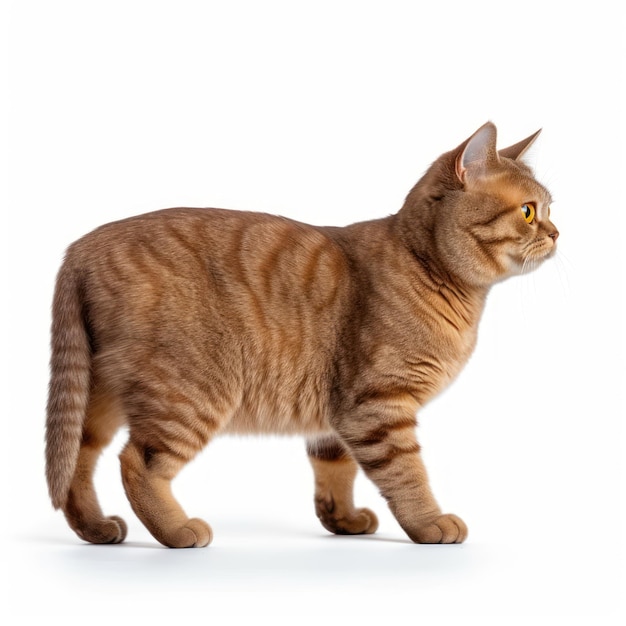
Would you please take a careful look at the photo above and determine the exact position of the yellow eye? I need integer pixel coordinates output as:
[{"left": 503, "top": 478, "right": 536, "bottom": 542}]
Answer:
[{"left": 521, "top": 203, "right": 535, "bottom": 224}]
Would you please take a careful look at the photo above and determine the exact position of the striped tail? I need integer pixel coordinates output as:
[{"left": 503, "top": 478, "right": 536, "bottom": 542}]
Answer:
[{"left": 45, "top": 261, "right": 91, "bottom": 509}]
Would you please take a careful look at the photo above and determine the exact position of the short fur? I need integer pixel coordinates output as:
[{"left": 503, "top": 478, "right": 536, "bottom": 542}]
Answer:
[{"left": 45, "top": 123, "right": 558, "bottom": 547}]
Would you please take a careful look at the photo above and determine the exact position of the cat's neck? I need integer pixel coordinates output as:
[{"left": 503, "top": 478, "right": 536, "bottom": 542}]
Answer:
[
  {"left": 392, "top": 216, "right": 486, "bottom": 304},
  {"left": 330, "top": 216, "right": 488, "bottom": 406},
  {"left": 331, "top": 216, "right": 489, "bottom": 325},
  {"left": 392, "top": 174, "right": 489, "bottom": 298}
]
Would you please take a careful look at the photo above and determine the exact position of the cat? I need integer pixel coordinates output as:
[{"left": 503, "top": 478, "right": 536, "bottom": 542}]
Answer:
[{"left": 45, "top": 122, "right": 558, "bottom": 548}]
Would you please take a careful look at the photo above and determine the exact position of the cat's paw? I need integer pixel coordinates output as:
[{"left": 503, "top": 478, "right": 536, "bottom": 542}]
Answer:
[
  {"left": 408, "top": 513, "right": 467, "bottom": 544},
  {"left": 162, "top": 517, "right": 213, "bottom": 548},
  {"left": 316, "top": 501, "right": 379, "bottom": 535},
  {"left": 73, "top": 515, "right": 128, "bottom": 544},
  {"left": 333, "top": 507, "right": 379, "bottom": 535}
]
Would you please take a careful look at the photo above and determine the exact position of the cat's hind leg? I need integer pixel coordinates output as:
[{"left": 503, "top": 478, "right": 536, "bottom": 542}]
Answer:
[
  {"left": 120, "top": 439, "right": 213, "bottom": 548},
  {"left": 62, "top": 389, "right": 128, "bottom": 544},
  {"left": 119, "top": 378, "right": 228, "bottom": 548},
  {"left": 306, "top": 435, "right": 379, "bottom": 536}
]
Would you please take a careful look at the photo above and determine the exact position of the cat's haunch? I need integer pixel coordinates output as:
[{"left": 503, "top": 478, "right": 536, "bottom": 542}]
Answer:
[{"left": 45, "top": 122, "right": 557, "bottom": 547}]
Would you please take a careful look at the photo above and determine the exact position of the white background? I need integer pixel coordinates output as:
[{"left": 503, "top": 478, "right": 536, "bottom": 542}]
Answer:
[{"left": 3, "top": 1, "right": 625, "bottom": 623}]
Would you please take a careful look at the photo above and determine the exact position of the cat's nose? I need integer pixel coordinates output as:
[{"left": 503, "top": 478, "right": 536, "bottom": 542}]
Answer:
[{"left": 548, "top": 230, "right": 559, "bottom": 243}]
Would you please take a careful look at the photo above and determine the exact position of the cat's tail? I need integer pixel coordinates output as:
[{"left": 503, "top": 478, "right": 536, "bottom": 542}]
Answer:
[{"left": 45, "top": 259, "right": 91, "bottom": 509}]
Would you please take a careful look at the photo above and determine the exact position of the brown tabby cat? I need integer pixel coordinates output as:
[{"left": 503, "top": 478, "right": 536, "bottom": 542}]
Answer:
[{"left": 45, "top": 122, "right": 558, "bottom": 548}]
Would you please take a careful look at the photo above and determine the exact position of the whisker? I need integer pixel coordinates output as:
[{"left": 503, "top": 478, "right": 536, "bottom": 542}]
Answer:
[
  {"left": 552, "top": 252, "right": 572, "bottom": 304},
  {"left": 555, "top": 248, "right": 575, "bottom": 274},
  {"left": 519, "top": 253, "right": 538, "bottom": 319}
]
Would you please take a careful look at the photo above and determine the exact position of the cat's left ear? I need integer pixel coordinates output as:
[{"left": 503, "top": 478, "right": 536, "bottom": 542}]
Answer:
[
  {"left": 455, "top": 122, "right": 499, "bottom": 184},
  {"left": 498, "top": 129, "right": 542, "bottom": 161}
]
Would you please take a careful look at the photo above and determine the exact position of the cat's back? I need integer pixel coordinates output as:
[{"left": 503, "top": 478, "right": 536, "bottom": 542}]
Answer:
[
  {"left": 69, "top": 206, "right": 305, "bottom": 264},
  {"left": 59, "top": 207, "right": 354, "bottom": 433},
  {"left": 65, "top": 205, "right": 353, "bottom": 327},
  {"left": 70, "top": 206, "right": 337, "bottom": 269}
]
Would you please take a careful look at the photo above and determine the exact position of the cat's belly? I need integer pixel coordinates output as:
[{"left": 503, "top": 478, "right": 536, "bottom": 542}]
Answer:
[
  {"left": 220, "top": 354, "right": 337, "bottom": 434},
  {"left": 218, "top": 354, "right": 336, "bottom": 435},
  {"left": 224, "top": 388, "right": 333, "bottom": 435},
  {"left": 223, "top": 348, "right": 335, "bottom": 435}
]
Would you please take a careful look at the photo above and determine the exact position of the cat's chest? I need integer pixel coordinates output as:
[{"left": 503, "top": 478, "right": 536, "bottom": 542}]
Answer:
[
  {"left": 407, "top": 322, "right": 478, "bottom": 403},
  {"left": 422, "top": 294, "right": 481, "bottom": 384},
  {"left": 365, "top": 289, "right": 482, "bottom": 406}
]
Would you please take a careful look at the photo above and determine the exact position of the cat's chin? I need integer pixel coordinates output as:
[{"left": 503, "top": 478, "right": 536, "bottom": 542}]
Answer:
[{"left": 511, "top": 249, "right": 555, "bottom": 276}]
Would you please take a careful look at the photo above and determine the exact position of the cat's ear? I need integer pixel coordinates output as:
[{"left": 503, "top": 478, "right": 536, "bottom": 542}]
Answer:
[
  {"left": 455, "top": 122, "right": 499, "bottom": 184},
  {"left": 498, "top": 129, "right": 542, "bottom": 161}
]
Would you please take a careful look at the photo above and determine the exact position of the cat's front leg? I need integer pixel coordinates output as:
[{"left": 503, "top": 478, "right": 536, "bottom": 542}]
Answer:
[
  {"left": 306, "top": 434, "right": 379, "bottom": 536},
  {"left": 333, "top": 405, "right": 467, "bottom": 544}
]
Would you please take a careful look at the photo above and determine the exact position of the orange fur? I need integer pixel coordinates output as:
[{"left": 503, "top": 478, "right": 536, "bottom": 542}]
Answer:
[{"left": 45, "top": 123, "right": 558, "bottom": 547}]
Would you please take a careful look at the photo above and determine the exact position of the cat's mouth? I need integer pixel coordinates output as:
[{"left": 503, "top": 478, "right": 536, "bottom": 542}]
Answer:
[
  {"left": 515, "top": 238, "right": 557, "bottom": 273},
  {"left": 507, "top": 236, "right": 556, "bottom": 274},
  {"left": 528, "top": 238, "right": 557, "bottom": 259}
]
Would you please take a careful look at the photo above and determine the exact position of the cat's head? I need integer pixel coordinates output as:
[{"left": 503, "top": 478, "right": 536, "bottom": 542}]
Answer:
[{"left": 400, "top": 122, "right": 558, "bottom": 288}]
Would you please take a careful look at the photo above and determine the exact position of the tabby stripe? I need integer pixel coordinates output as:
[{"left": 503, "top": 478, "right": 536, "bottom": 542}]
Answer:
[
  {"left": 166, "top": 224, "right": 207, "bottom": 268},
  {"left": 151, "top": 419, "right": 210, "bottom": 458},
  {"left": 301, "top": 243, "right": 326, "bottom": 294},
  {"left": 259, "top": 233, "right": 290, "bottom": 301},
  {"left": 141, "top": 239, "right": 191, "bottom": 280},
  {"left": 358, "top": 443, "right": 422, "bottom": 473},
  {"left": 354, "top": 388, "right": 417, "bottom": 406},
  {"left": 355, "top": 418, "right": 417, "bottom": 446},
  {"left": 307, "top": 436, "right": 349, "bottom": 461},
  {"left": 475, "top": 207, "right": 511, "bottom": 228},
  {"left": 471, "top": 231, "right": 519, "bottom": 246},
  {"left": 468, "top": 234, "right": 504, "bottom": 272}
]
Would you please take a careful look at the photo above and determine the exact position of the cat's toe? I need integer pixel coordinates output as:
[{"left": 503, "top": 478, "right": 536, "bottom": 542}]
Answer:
[
  {"left": 73, "top": 515, "right": 127, "bottom": 544},
  {"left": 408, "top": 513, "right": 467, "bottom": 544},
  {"left": 163, "top": 518, "right": 213, "bottom": 548},
  {"left": 318, "top": 506, "right": 379, "bottom": 535},
  {"left": 346, "top": 507, "right": 379, "bottom": 535}
]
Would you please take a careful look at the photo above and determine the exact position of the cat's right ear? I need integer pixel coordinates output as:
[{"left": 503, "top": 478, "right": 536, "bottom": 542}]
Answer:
[
  {"left": 455, "top": 122, "right": 499, "bottom": 184},
  {"left": 498, "top": 129, "right": 542, "bottom": 161}
]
